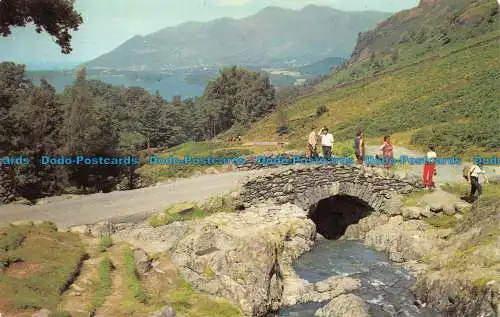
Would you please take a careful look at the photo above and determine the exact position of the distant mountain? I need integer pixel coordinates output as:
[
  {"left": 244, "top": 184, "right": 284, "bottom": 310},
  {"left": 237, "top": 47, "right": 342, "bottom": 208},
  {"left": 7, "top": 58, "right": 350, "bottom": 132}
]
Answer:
[{"left": 85, "top": 5, "right": 391, "bottom": 70}]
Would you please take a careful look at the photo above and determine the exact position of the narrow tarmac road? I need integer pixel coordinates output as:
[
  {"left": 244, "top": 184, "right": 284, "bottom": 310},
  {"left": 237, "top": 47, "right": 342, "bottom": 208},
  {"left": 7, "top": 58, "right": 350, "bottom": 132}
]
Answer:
[{"left": 0, "top": 170, "right": 266, "bottom": 228}]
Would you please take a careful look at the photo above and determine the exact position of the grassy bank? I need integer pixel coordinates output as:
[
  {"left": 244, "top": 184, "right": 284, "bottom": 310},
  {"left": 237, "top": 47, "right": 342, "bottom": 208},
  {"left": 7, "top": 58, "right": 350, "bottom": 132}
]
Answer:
[{"left": 0, "top": 222, "right": 86, "bottom": 314}]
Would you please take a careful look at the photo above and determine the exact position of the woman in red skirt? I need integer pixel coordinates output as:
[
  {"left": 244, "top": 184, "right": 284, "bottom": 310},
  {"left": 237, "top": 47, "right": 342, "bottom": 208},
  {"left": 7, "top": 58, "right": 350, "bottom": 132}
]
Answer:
[{"left": 423, "top": 145, "right": 437, "bottom": 189}]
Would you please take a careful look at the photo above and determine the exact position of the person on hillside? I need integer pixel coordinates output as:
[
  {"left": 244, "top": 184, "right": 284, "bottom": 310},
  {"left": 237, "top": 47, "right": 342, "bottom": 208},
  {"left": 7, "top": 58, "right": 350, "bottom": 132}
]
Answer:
[
  {"left": 320, "top": 127, "right": 334, "bottom": 159},
  {"left": 467, "top": 163, "right": 489, "bottom": 202},
  {"left": 379, "top": 135, "right": 393, "bottom": 169},
  {"left": 354, "top": 130, "right": 365, "bottom": 164},
  {"left": 307, "top": 126, "right": 318, "bottom": 158},
  {"left": 423, "top": 145, "right": 437, "bottom": 190}
]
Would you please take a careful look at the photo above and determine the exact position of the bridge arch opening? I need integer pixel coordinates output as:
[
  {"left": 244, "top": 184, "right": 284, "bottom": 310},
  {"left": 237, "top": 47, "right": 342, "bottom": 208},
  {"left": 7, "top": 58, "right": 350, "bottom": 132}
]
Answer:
[{"left": 308, "top": 195, "right": 374, "bottom": 239}]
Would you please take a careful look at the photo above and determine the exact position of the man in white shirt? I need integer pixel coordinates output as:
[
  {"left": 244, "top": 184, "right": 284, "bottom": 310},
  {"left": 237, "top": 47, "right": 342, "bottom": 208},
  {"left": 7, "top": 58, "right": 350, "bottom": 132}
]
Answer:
[
  {"left": 468, "top": 163, "right": 489, "bottom": 202},
  {"left": 319, "top": 128, "right": 334, "bottom": 159},
  {"left": 307, "top": 126, "right": 318, "bottom": 158}
]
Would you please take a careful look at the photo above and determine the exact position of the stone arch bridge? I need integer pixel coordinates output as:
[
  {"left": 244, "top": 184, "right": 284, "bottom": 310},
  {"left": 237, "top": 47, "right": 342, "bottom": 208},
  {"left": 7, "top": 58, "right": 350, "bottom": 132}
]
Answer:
[{"left": 237, "top": 165, "right": 422, "bottom": 239}]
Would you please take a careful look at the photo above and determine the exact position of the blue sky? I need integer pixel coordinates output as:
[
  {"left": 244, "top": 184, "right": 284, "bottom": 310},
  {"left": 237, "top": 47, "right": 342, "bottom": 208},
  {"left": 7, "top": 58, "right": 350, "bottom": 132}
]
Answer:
[{"left": 0, "top": 0, "right": 419, "bottom": 68}]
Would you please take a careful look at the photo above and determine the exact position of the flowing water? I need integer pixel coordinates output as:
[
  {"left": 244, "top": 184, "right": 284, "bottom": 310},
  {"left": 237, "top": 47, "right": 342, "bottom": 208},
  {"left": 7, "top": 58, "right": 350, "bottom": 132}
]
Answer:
[{"left": 278, "top": 239, "right": 442, "bottom": 317}]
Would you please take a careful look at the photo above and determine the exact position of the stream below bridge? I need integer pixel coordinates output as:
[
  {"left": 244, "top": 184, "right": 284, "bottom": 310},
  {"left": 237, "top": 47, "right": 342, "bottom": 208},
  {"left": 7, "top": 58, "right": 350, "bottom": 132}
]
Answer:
[{"left": 276, "top": 239, "right": 441, "bottom": 317}]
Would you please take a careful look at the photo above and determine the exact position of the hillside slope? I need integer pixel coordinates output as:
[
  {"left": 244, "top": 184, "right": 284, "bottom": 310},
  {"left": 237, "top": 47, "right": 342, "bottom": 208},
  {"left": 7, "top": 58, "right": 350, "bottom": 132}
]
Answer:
[
  {"left": 85, "top": 5, "right": 390, "bottom": 70},
  {"left": 244, "top": 0, "right": 499, "bottom": 156}
]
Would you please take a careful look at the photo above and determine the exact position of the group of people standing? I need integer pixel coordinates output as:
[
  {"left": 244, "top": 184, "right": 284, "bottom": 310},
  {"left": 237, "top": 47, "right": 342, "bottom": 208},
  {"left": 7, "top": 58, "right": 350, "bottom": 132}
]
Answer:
[
  {"left": 305, "top": 127, "right": 488, "bottom": 202},
  {"left": 227, "top": 135, "right": 241, "bottom": 143},
  {"left": 307, "top": 126, "right": 334, "bottom": 158}
]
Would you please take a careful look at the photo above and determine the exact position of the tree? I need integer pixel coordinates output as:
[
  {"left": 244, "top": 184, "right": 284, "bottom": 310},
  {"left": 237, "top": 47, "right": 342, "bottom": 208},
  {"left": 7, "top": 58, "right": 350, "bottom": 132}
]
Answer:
[
  {"left": 11, "top": 78, "right": 65, "bottom": 199},
  {"left": 65, "top": 67, "right": 94, "bottom": 153},
  {"left": 199, "top": 66, "right": 276, "bottom": 136},
  {"left": 276, "top": 106, "right": 289, "bottom": 135},
  {"left": 0, "top": 0, "right": 83, "bottom": 53}
]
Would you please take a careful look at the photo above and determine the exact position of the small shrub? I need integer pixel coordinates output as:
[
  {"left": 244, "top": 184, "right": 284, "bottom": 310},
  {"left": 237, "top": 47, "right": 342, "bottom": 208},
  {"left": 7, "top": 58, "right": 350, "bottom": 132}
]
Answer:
[
  {"left": 316, "top": 105, "right": 328, "bottom": 117},
  {"left": 0, "top": 226, "right": 28, "bottom": 252},
  {"left": 98, "top": 236, "right": 113, "bottom": 252}
]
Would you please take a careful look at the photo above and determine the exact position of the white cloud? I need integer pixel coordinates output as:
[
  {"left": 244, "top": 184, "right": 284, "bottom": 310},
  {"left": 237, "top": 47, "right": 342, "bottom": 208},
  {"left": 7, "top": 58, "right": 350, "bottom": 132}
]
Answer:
[{"left": 216, "top": 0, "right": 253, "bottom": 6}]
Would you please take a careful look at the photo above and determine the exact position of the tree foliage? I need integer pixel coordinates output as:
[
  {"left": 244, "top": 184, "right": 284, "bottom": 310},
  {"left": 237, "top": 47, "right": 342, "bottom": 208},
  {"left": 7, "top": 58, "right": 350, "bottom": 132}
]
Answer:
[
  {"left": 0, "top": 62, "right": 278, "bottom": 201},
  {"left": 197, "top": 66, "right": 276, "bottom": 138},
  {"left": 0, "top": 0, "right": 83, "bottom": 53}
]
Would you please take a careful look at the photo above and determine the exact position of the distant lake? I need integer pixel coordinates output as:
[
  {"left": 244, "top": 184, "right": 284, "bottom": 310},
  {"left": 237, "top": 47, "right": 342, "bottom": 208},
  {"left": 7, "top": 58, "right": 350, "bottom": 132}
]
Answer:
[
  {"left": 25, "top": 67, "right": 312, "bottom": 101},
  {"left": 25, "top": 69, "right": 207, "bottom": 100}
]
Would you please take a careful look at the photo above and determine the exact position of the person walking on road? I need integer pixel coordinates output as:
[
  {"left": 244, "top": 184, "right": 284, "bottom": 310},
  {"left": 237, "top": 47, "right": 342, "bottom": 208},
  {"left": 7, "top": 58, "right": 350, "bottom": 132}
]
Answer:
[
  {"left": 354, "top": 130, "right": 365, "bottom": 164},
  {"left": 423, "top": 145, "right": 437, "bottom": 190},
  {"left": 320, "top": 128, "right": 334, "bottom": 159},
  {"left": 379, "top": 136, "right": 393, "bottom": 169},
  {"left": 467, "top": 163, "right": 489, "bottom": 202},
  {"left": 307, "top": 126, "right": 318, "bottom": 158}
]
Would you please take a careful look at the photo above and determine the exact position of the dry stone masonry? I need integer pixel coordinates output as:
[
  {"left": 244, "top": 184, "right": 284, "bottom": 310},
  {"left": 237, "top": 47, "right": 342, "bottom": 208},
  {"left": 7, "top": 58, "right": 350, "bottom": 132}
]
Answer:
[{"left": 238, "top": 165, "right": 421, "bottom": 215}]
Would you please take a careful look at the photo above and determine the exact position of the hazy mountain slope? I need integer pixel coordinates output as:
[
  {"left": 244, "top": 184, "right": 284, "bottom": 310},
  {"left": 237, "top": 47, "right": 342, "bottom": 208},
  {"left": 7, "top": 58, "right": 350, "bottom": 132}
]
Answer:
[
  {"left": 85, "top": 5, "right": 391, "bottom": 70},
  {"left": 294, "top": 57, "right": 346, "bottom": 76},
  {"left": 243, "top": 0, "right": 500, "bottom": 155},
  {"left": 319, "top": 0, "right": 499, "bottom": 85}
]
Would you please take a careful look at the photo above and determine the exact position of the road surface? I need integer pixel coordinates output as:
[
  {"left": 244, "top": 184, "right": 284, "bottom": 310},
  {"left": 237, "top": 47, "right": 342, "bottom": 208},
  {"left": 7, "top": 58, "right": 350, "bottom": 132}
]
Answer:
[{"left": 0, "top": 170, "right": 267, "bottom": 228}]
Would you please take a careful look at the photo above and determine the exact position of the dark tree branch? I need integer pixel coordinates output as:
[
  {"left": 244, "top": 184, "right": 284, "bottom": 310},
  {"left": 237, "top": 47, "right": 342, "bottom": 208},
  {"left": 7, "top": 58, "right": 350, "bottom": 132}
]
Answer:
[{"left": 0, "top": 0, "right": 83, "bottom": 54}]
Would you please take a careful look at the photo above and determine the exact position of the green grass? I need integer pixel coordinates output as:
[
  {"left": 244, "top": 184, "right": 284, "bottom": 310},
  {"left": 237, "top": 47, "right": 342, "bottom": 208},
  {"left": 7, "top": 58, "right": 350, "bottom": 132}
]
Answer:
[
  {"left": 441, "top": 182, "right": 500, "bottom": 201},
  {"left": 88, "top": 256, "right": 113, "bottom": 314},
  {"left": 149, "top": 197, "right": 236, "bottom": 227},
  {"left": 123, "top": 247, "right": 147, "bottom": 303},
  {"left": 137, "top": 141, "right": 254, "bottom": 183},
  {"left": 401, "top": 190, "right": 427, "bottom": 207},
  {"left": 98, "top": 236, "right": 113, "bottom": 252},
  {"left": 426, "top": 214, "right": 462, "bottom": 229},
  {"left": 168, "top": 279, "right": 243, "bottom": 317},
  {"left": 0, "top": 222, "right": 86, "bottom": 311}
]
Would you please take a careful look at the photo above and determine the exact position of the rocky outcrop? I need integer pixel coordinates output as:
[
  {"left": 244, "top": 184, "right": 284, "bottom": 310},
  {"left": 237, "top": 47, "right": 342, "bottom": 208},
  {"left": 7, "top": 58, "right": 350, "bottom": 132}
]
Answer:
[
  {"left": 315, "top": 294, "right": 370, "bottom": 317},
  {"left": 148, "top": 306, "right": 176, "bottom": 317},
  {"left": 364, "top": 216, "right": 440, "bottom": 263},
  {"left": 413, "top": 275, "right": 499, "bottom": 317},
  {"left": 342, "top": 195, "right": 499, "bottom": 317},
  {"left": 31, "top": 309, "right": 51, "bottom": 317},
  {"left": 132, "top": 248, "right": 152, "bottom": 275},
  {"left": 281, "top": 275, "right": 361, "bottom": 306},
  {"left": 112, "top": 203, "right": 316, "bottom": 317}
]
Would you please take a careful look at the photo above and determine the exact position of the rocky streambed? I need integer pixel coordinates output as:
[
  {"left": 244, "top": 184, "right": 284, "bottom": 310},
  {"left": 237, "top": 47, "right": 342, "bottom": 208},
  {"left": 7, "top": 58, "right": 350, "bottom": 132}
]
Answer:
[
  {"left": 94, "top": 190, "right": 498, "bottom": 317},
  {"left": 277, "top": 238, "right": 440, "bottom": 317}
]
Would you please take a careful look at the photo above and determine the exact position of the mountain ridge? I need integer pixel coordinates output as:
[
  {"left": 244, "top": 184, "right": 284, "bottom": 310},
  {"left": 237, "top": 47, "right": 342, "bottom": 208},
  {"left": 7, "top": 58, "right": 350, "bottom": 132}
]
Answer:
[{"left": 84, "top": 5, "right": 392, "bottom": 70}]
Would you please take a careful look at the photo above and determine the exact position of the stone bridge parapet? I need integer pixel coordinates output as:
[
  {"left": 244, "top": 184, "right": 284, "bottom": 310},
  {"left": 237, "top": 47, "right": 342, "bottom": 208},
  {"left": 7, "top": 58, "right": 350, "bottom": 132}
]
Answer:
[{"left": 238, "top": 165, "right": 421, "bottom": 214}]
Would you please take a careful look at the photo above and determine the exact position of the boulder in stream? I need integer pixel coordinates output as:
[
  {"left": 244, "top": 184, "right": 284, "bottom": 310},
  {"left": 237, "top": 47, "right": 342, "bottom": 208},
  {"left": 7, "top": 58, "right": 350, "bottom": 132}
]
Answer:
[{"left": 314, "top": 294, "right": 369, "bottom": 317}]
